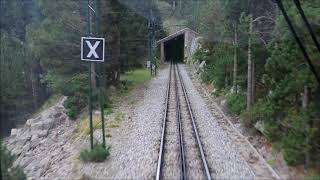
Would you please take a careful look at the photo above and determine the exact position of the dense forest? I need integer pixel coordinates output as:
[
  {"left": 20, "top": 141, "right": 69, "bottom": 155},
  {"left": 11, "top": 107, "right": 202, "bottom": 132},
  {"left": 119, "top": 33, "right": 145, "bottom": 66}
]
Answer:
[
  {"left": 0, "top": 0, "right": 164, "bottom": 136},
  {"left": 175, "top": 0, "right": 320, "bottom": 167}
]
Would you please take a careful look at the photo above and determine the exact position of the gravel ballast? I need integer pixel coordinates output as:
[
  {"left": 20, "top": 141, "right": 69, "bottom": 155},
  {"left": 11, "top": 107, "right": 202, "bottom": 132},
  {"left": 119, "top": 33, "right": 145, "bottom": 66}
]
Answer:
[
  {"left": 178, "top": 64, "right": 255, "bottom": 179},
  {"left": 161, "top": 65, "right": 182, "bottom": 179},
  {"left": 176, "top": 65, "right": 207, "bottom": 179},
  {"left": 80, "top": 67, "right": 169, "bottom": 179}
]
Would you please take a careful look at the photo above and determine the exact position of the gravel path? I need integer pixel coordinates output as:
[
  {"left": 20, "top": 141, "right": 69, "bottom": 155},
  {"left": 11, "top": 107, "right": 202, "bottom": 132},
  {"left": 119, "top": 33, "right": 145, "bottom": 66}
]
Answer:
[
  {"left": 80, "top": 67, "right": 169, "bottom": 179},
  {"left": 178, "top": 64, "right": 255, "bottom": 179}
]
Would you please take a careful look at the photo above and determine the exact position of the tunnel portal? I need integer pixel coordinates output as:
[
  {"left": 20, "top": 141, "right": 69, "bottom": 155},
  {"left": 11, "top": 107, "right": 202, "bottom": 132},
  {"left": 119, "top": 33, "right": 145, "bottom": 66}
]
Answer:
[{"left": 164, "top": 34, "right": 184, "bottom": 63}]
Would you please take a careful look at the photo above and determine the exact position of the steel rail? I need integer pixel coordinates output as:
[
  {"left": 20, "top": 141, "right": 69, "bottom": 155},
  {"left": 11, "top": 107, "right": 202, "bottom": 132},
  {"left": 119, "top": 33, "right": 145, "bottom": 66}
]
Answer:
[
  {"left": 176, "top": 64, "right": 212, "bottom": 180},
  {"left": 174, "top": 64, "right": 187, "bottom": 180},
  {"left": 156, "top": 63, "right": 172, "bottom": 180}
]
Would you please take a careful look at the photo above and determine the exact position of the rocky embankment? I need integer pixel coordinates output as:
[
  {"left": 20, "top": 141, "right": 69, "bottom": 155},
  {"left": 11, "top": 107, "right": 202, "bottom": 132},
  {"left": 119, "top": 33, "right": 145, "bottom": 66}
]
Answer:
[{"left": 5, "top": 97, "right": 77, "bottom": 179}]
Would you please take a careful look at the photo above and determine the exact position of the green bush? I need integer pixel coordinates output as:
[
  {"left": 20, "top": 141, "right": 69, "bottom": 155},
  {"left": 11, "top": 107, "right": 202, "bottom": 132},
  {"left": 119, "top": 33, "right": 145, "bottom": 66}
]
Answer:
[
  {"left": 263, "top": 121, "right": 282, "bottom": 142},
  {"left": 1, "top": 140, "right": 26, "bottom": 180},
  {"left": 240, "top": 110, "right": 258, "bottom": 127},
  {"left": 58, "top": 74, "right": 89, "bottom": 119},
  {"left": 80, "top": 144, "right": 110, "bottom": 162},
  {"left": 64, "top": 95, "right": 86, "bottom": 120},
  {"left": 240, "top": 99, "right": 277, "bottom": 128},
  {"left": 282, "top": 131, "right": 307, "bottom": 166},
  {"left": 225, "top": 93, "right": 246, "bottom": 115}
]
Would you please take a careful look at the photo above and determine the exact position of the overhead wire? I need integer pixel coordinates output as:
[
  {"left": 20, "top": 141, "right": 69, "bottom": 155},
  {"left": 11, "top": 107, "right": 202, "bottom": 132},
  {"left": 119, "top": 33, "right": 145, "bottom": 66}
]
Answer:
[
  {"left": 275, "top": 0, "right": 320, "bottom": 86},
  {"left": 293, "top": 0, "right": 320, "bottom": 53}
]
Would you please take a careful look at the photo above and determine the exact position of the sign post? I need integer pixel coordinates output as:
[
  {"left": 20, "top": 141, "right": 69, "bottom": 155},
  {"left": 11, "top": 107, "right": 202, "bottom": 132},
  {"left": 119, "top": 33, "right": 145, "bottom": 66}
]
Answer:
[
  {"left": 81, "top": 0, "right": 107, "bottom": 151},
  {"left": 81, "top": 37, "right": 105, "bottom": 150}
]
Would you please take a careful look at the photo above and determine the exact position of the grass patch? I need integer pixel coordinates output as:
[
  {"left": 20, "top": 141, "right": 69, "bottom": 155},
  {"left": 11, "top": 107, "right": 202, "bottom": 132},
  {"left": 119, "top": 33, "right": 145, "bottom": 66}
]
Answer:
[
  {"left": 80, "top": 144, "right": 110, "bottom": 162},
  {"left": 121, "top": 68, "right": 151, "bottom": 87},
  {"left": 119, "top": 68, "right": 151, "bottom": 95},
  {"left": 76, "top": 114, "right": 102, "bottom": 135},
  {"left": 266, "top": 159, "right": 276, "bottom": 167},
  {"left": 75, "top": 111, "right": 124, "bottom": 138},
  {"left": 305, "top": 175, "right": 320, "bottom": 180},
  {"left": 106, "top": 112, "right": 124, "bottom": 129},
  {"left": 75, "top": 108, "right": 115, "bottom": 137},
  {"left": 106, "top": 123, "right": 119, "bottom": 128},
  {"left": 108, "top": 68, "right": 150, "bottom": 104},
  {"left": 32, "top": 94, "right": 63, "bottom": 117}
]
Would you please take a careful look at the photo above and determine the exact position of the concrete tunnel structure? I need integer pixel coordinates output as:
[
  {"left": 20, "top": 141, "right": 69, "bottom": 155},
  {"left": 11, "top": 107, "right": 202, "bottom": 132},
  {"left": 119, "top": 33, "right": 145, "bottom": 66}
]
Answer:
[{"left": 157, "top": 28, "right": 197, "bottom": 63}]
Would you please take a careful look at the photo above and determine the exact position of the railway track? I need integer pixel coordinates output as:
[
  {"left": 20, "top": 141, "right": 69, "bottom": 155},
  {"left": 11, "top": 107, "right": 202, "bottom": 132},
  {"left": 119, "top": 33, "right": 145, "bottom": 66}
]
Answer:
[{"left": 156, "top": 63, "right": 212, "bottom": 180}]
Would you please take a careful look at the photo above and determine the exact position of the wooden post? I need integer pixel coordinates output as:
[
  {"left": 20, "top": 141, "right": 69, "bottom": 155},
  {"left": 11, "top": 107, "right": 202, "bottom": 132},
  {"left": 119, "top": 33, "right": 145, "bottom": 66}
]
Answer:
[{"left": 161, "top": 43, "right": 165, "bottom": 63}]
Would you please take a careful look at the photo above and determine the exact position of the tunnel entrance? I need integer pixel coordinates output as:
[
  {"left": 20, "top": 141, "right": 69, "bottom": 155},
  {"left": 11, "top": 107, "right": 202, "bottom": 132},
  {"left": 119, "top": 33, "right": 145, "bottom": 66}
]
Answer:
[{"left": 164, "top": 34, "right": 184, "bottom": 63}]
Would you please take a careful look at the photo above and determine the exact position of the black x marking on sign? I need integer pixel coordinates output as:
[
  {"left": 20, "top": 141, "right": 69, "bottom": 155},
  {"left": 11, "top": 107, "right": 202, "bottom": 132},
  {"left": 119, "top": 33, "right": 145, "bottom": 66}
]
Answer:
[{"left": 81, "top": 37, "right": 105, "bottom": 62}]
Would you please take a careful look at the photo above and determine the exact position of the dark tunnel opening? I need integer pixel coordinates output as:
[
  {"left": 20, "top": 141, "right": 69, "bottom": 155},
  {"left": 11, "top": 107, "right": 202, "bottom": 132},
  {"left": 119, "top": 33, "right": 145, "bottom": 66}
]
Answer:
[{"left": 164, "top": 34, "right": 184, "bottom": 63}]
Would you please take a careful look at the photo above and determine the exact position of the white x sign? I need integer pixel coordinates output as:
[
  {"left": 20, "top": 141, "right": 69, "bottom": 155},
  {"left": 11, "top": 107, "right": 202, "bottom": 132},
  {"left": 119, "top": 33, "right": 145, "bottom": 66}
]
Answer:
[
  {"left": 86, "top": 40, "right": 100, "bottom": 58},
  {"left": 81, "top": 37, "right": 105, "bottom": 62}
]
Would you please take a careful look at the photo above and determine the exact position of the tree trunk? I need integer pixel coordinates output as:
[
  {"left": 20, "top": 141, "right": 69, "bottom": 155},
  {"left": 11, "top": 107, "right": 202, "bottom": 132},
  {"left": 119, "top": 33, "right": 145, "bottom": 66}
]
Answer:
[
  {"left": 233, "top": 23, "right": 238, "bottom": 94},
  {"left": 114, "top": 26, "right": 121, "bottom": 81},
  {"left": 302, "top": 86, "right": 310, "bottom": 168},
  {"left": 225, "top": 67, "right": 228, "bottom": 88},
  {"left": 302, "top": 86, "right": 309, "bottom": 109},
  {"left": 30, "top": 68, "right": 38, "bottom": 110},
  {"left": 247, "top": 15, "right": 253, "bottom": 109},
  {"left": 30, "top": 59, "right": 46, "bottom": 110},
  {"left": 252, "top": 62, "right": 255, "bottom": 104}
]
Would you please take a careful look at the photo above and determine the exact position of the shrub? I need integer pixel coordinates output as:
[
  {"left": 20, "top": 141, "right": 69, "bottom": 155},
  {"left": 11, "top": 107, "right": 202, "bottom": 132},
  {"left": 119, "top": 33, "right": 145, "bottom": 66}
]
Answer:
[
  {"left": 80, "top": 144, "right": 110, "bottom": 162},
  {"left": 240, "top": 99, "right": 277, "bottom": 127},
  {"left": 64, "top": 95, "right": 86, "bottom": 120},
  {"left": 240, "top": 110, "right": 258, "bottom": 127},
  {"left": 263, "top": 121, "right": 282, "bottom": 142},
  {"left": 282, "top": 131, "right": 307, "bottom": 166},
  {"left": 225, "top": 93, "right": 246, "bottom": 115},
  {"left": 46, "top": 73, "right": 89, "bottom": 119},
  {"left": 1, "top": 140, "right": 26, "bottom": 180}
]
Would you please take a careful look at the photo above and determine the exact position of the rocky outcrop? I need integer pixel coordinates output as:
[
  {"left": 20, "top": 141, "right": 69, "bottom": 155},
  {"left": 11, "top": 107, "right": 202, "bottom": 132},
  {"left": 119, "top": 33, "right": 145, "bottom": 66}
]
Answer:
[{"left": 5, "top": 97, "right": 77, "bottom": 179}]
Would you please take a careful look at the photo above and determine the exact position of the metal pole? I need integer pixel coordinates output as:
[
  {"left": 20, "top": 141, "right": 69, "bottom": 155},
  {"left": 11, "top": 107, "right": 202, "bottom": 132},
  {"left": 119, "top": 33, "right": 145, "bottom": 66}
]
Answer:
[
  {"left": 95, "top": 0, "right": 106, "bottom": 148},
  {"left": 149, "top": 11, "right": 153, "bottom": 76},
  {"left": 100, "top": 79, "right": 106, "bottom": 147},
  {"left": 89, "top": 63, "right": 94, "bottom": 149},
  {"left": 87, "top": 0, "right": 94, "bottom": 149}
]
